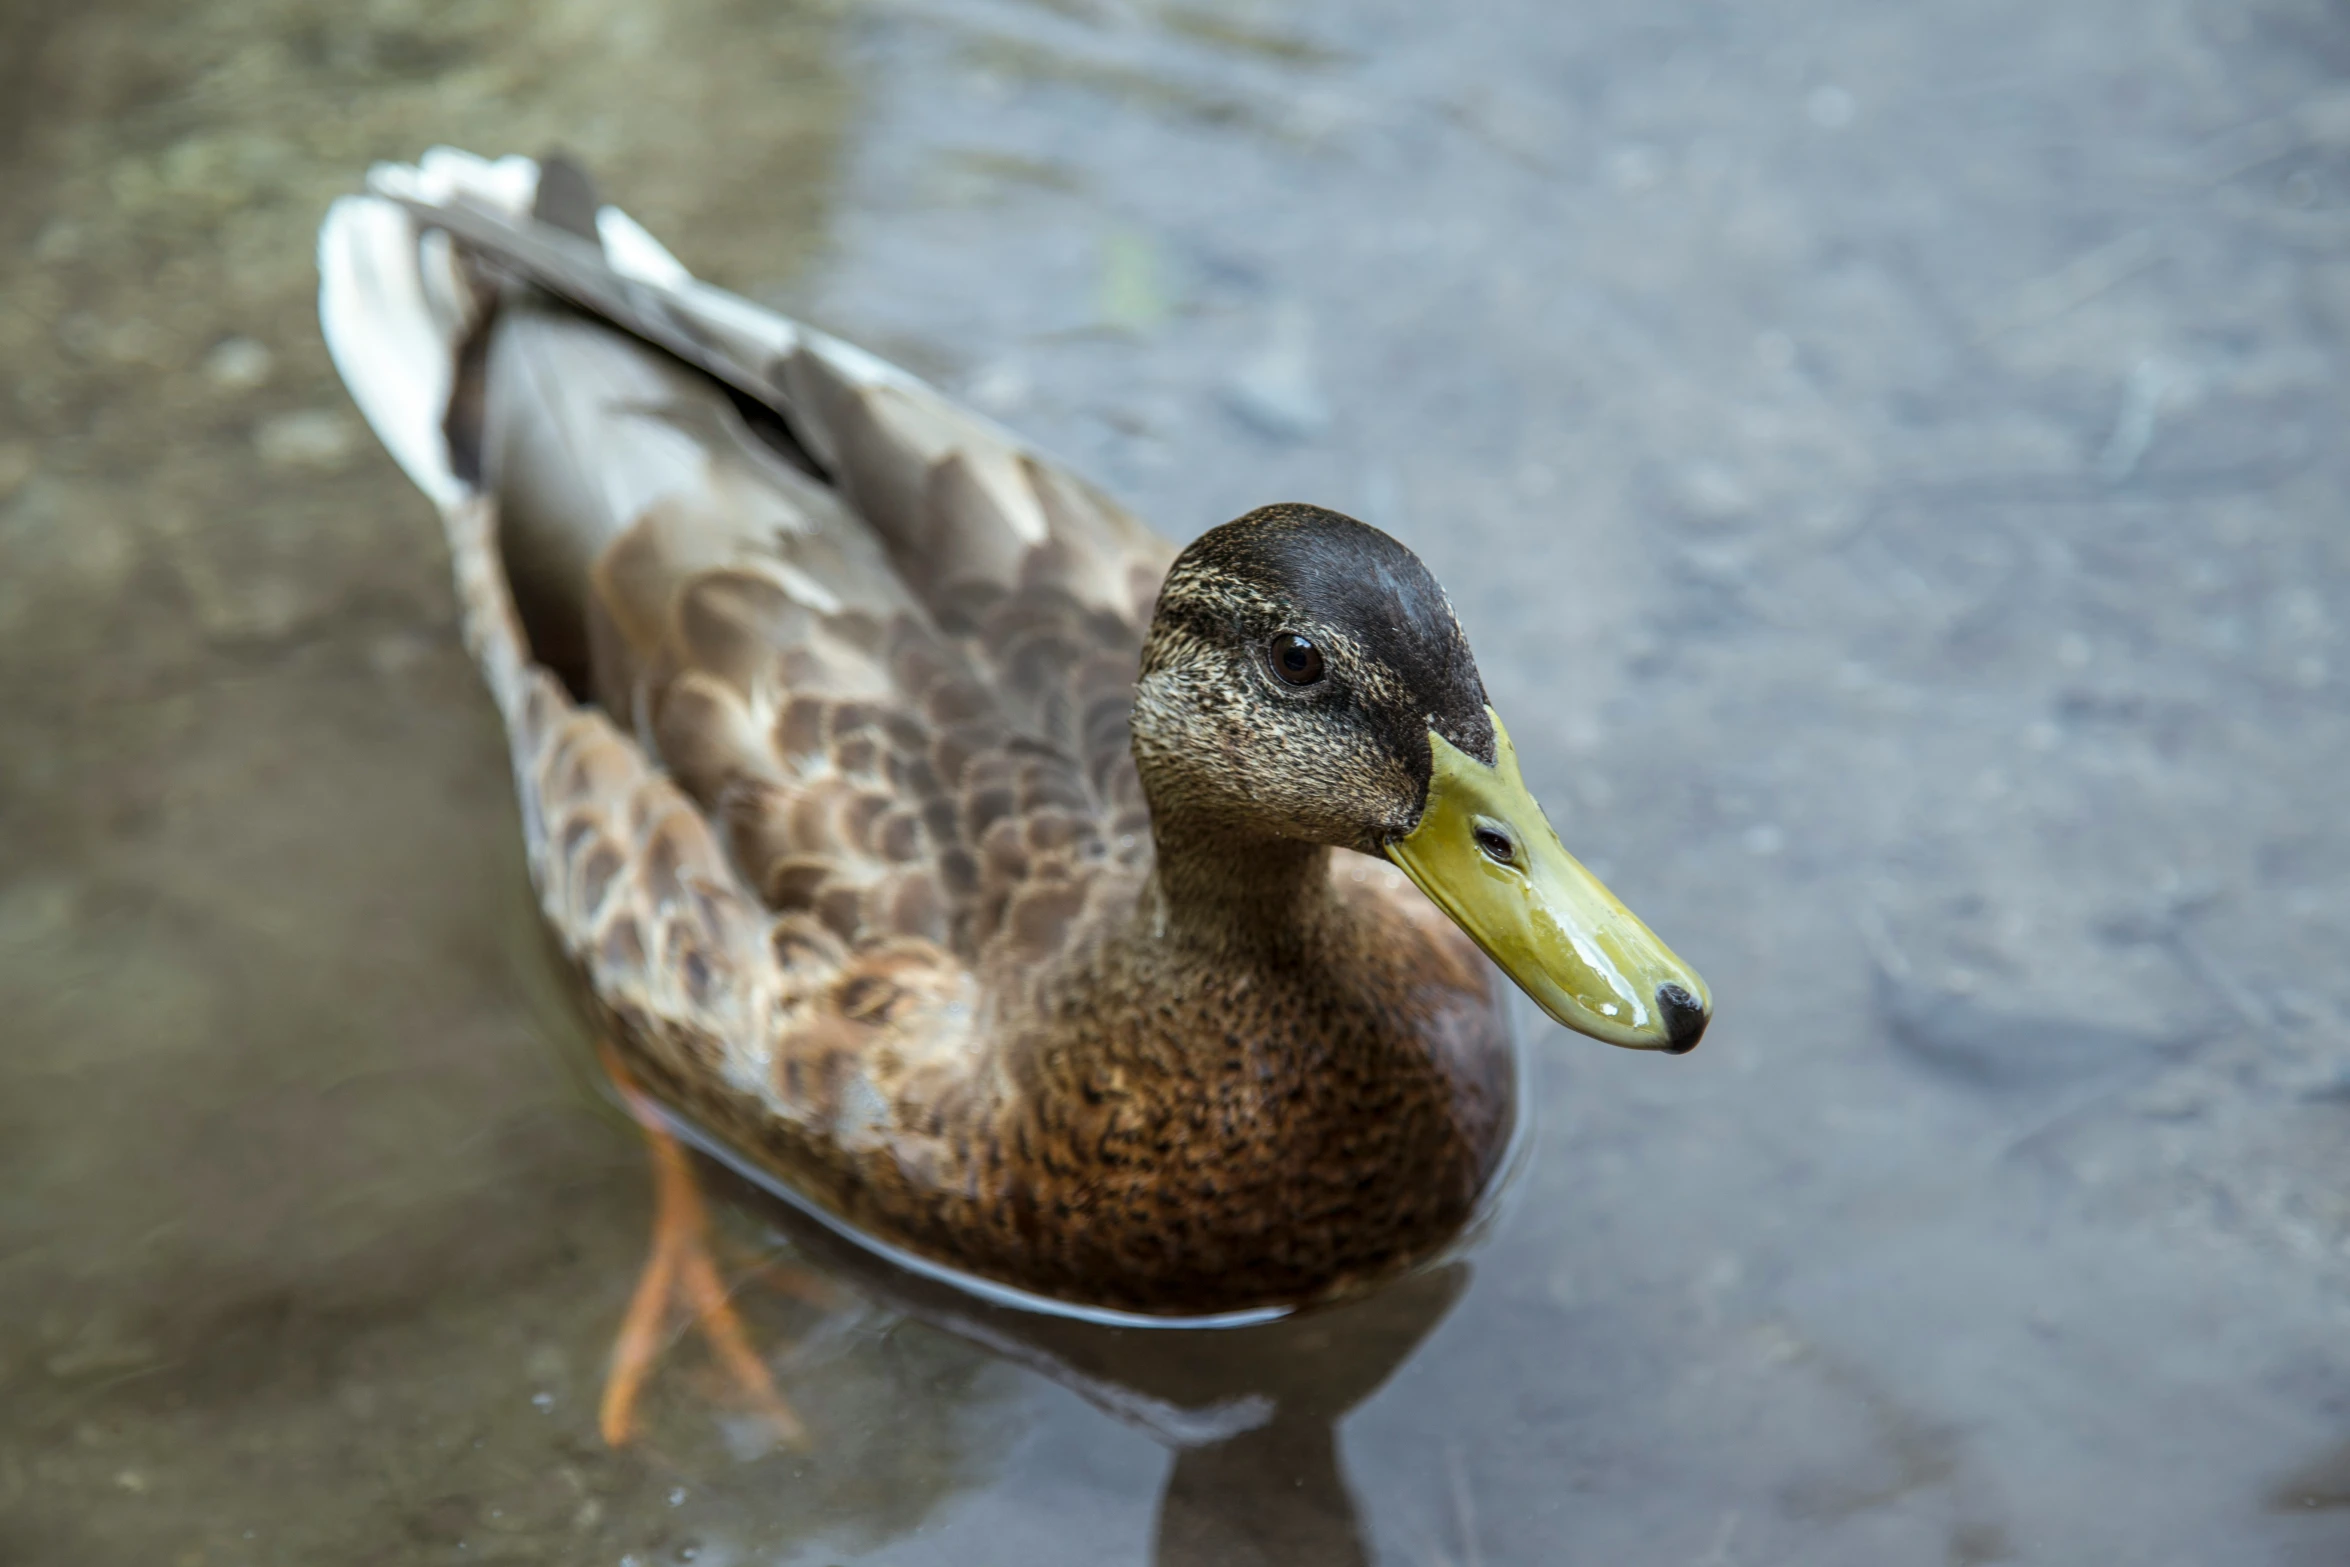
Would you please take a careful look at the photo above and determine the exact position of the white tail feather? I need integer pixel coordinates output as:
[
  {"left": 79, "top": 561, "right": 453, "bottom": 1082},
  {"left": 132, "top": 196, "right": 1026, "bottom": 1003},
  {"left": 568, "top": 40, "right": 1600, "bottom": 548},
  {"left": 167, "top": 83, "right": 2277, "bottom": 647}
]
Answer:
[
  {"left": 317, "top": 196, "right": 466, "bottom": 508},
  {"left": 596, "top": 206, "right": 692, "bottom": 287}
]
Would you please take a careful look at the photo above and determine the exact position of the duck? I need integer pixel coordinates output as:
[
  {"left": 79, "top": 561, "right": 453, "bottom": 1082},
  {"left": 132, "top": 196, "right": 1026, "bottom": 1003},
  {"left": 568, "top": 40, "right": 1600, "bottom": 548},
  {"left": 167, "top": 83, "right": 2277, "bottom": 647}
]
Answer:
[{"left": 316, "top": 147, "right": 1708, "bottom": 1437}]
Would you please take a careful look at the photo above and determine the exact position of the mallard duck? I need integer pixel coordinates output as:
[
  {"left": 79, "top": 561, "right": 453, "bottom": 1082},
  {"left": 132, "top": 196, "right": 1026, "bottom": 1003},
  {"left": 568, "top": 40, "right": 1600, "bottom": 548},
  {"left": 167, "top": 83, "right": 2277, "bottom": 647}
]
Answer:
[{"left": 317, "top": 148, "right": 1706, "bottom": 1370}]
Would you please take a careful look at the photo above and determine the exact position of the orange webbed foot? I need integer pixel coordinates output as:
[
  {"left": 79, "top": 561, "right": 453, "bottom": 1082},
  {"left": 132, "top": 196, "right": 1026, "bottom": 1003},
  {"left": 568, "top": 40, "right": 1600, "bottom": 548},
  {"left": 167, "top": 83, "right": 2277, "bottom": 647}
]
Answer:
[{"left": 598, "top": 1043, "right": 811, "bottom": 1451}]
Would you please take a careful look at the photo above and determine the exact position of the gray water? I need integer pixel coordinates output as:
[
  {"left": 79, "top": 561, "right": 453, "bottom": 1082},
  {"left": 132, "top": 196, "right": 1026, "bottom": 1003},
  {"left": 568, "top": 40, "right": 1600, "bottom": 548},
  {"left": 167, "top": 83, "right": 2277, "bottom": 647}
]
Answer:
[{"left": 7, "top": 0, "right": 2350, "bottom": 1562}]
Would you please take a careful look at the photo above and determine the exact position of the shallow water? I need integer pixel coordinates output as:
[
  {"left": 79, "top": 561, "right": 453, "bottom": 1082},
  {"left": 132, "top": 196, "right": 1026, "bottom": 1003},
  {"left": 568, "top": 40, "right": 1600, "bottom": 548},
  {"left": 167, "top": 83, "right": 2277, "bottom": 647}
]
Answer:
[{"left": 7, "top": 0, "right": 2350, "bottom": 1561}]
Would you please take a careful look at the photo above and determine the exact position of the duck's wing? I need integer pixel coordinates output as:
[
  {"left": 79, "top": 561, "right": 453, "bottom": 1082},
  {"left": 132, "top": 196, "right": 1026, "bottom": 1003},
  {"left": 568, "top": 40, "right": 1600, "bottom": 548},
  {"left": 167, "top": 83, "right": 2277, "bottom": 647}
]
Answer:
[
  {"left": 367, "top": 152, "right": 1171, "bottom": 843},
  {"left": 318, "top": 150, "right": 1163, "bottom": 1178}
]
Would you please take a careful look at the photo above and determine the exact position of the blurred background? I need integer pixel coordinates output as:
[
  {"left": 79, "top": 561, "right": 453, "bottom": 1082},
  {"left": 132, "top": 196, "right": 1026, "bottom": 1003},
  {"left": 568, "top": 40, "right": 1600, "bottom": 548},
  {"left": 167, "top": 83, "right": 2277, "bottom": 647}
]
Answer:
[{"left": 6, "top": 0, "right": 2350, "bottom": 1562}]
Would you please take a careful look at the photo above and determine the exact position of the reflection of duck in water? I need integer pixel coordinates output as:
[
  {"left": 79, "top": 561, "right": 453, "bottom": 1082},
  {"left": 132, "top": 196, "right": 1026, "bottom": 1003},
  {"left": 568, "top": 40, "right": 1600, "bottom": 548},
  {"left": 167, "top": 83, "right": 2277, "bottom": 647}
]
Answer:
[
  {"left": 318, "top": 148, "right": 1706, "bottom": 1436},
  {"left": 704, "top": 1148, "right": 1470, "bottom": 1567}
]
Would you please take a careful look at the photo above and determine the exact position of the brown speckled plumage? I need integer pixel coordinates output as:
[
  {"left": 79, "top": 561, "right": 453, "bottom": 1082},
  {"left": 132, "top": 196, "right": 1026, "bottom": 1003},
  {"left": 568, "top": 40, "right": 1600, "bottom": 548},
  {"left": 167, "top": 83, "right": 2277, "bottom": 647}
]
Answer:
[{"left": 320, "top": 152, "right": 1515, "bottom": 1314}]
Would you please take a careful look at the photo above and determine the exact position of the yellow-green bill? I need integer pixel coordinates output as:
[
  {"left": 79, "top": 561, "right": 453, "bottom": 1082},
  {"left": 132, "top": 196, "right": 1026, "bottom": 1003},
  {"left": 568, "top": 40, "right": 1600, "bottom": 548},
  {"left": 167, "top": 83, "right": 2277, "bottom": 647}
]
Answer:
[{"left": 1388, "top": 711, "right": 1710, "bottom": 1052}]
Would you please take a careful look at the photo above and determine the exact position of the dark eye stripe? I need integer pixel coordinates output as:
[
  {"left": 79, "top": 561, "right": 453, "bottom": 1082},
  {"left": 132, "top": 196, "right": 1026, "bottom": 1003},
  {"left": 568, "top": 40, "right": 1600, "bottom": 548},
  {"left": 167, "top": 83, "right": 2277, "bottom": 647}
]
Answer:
[{"left": 1269, "top": 632, "right": 1324, "bottom": 686}]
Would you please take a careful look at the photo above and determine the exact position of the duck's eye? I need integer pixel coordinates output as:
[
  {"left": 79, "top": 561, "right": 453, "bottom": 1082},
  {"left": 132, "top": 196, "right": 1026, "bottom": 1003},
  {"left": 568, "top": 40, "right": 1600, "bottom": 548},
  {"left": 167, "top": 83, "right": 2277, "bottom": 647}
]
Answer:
[{"left": 1268, "top": 632, "right": 1325, "bottom": 686}]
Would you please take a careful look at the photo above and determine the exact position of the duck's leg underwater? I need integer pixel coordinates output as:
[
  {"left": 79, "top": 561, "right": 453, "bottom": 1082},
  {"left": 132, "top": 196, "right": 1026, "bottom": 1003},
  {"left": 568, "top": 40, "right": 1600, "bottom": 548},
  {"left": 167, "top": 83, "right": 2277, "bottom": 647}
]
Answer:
[{"left": 597, "top": 1042, "right": 810, "bottom": 1450}]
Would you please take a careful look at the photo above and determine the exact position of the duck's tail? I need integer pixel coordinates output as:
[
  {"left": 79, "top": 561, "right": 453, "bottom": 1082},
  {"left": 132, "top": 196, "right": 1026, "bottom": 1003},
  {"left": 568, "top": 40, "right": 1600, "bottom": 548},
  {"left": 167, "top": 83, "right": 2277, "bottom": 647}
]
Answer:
[
  {"left": 316, "top": 147, "right": 692, "bottom": 511},
  {"left": 319, "top": 148, "right": 746, "bottom": 702}
]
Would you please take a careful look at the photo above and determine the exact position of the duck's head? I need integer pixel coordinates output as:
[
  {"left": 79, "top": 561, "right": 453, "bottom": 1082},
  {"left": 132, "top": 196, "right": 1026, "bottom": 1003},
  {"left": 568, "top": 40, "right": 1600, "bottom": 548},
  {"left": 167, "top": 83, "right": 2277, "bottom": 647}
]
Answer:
[{"left": 1133, "top": 503, "right": 1709, "bottom": 1053}]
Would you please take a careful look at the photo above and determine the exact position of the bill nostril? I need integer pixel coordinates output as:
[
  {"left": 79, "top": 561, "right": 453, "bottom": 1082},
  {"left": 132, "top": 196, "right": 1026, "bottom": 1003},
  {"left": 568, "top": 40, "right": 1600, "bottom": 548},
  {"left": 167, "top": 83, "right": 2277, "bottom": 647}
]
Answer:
[
  {"left": 1472, "top": 825, "right": 1516, "bottom": 865},
  {"left": 1656, "top": 983, "right": 1708, "bottom": 1054}
]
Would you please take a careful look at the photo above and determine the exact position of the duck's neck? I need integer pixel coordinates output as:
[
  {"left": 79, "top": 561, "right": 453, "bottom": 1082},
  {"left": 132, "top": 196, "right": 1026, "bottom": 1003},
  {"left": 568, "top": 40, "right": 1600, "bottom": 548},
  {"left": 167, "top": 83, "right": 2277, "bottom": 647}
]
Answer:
[{"left": 1137, "top": 815, "right": 1345, "bottom": 965}]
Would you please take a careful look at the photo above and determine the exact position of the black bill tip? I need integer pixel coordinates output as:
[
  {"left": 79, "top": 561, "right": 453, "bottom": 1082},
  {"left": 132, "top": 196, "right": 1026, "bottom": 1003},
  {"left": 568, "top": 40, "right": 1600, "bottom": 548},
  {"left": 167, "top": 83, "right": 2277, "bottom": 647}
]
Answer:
[{"left": 1657, "top": 983, "right": 1709, "bottom": 1054}]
